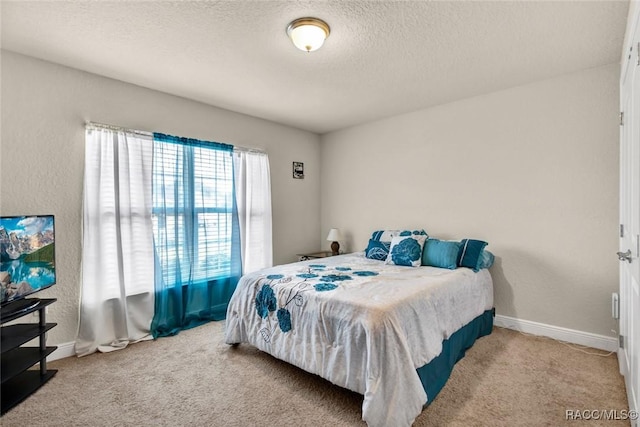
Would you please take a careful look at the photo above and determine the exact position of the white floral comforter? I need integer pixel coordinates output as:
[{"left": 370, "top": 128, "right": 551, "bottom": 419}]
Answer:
[{"left": 224, "top": 252, "right": 493, "bottom": 427}]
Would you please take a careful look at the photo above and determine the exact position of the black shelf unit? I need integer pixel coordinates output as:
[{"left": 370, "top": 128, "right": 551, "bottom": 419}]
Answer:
[{"left": 1, "top": 298, "right": 57, "bottom": 415}]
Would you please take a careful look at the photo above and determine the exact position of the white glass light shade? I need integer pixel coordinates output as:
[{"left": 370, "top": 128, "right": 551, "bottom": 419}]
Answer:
[
  {"left": 326, "top": 228, "right": 343, "bottom": 241},
  {"left": 287, "top": 18, "right": 330, "bottom": 52}
]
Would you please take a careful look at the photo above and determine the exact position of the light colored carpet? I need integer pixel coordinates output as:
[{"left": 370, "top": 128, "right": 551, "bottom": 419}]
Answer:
[{"left": 1, "top": 322, "right": 629, "bottom": 427}]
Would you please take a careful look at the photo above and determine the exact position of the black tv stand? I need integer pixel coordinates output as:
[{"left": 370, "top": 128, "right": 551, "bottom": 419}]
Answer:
[
  {"left": 1, "top": 298, "right": 57, "bottom": 415},
  {"left": 1, "top": 299, "right": 42, "bottom": 322}
]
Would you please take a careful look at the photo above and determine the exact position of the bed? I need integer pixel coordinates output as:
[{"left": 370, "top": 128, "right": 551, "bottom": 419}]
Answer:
[{"left": 224, "top": 251, "right": 493, "bottom": 426}]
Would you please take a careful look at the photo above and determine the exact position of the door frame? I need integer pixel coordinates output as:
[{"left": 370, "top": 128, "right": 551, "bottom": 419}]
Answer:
[{"left": 619, "top": 2, "right": 640, "bottom": 422}]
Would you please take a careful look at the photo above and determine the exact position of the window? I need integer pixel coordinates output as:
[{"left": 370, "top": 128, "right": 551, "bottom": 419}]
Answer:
[
  {"left": 151, "top": 140, "right": 235, "bottom": 286},
  {"left": 80, "top": 124, "right": 262, "bottom": 346}
]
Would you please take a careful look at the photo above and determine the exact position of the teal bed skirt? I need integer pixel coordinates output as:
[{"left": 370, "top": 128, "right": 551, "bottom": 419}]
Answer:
[{"left": 417, "top": 308, "right": 494, "bottom": 405}]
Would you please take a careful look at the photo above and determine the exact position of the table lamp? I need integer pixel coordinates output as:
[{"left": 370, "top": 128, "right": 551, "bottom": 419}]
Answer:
[{"left": 326, "top": 228, "right": 343, "bottom": 256}]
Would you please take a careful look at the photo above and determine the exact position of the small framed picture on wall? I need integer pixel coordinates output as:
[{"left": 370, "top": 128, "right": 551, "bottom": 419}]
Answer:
[{"left": 293, "top": 162, "right": 304, "bottom": 179}]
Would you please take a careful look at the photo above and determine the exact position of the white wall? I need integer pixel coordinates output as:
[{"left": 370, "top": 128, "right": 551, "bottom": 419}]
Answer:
[
  {"left": 1, "top": 48, "right": 621, "bottom": 344},
  {"left": 1, "top": 51, "right": 321, "bottom": 346},
  {"left": 321, "top": 64, "right": 620, "bottom": 337}
]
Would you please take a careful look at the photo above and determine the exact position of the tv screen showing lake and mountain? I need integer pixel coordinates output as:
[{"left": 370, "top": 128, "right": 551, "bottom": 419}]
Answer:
[{"left": 0, "top": 215, "right": 56, "bottom": 305}]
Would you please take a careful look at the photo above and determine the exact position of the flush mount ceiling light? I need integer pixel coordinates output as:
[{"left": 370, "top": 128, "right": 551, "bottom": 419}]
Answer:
[{"left": 286, "top": 17, "right": 330, "bottom": 52}]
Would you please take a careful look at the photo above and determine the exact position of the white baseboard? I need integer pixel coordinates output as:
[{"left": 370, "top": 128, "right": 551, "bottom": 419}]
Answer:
[
  {"left": 48, "top": 341, "right": 75, "bottom": 361},
  {"left": 46, "top": 317, "right": 618, "bottom": 362},
  {"left": 494, "top": 314, "right": 618, "bottom": 353}
]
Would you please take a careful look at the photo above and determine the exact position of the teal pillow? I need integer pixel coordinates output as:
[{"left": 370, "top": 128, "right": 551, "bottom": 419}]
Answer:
[
  {"left": 370, "top": 230, "right": 398, "bottom": 242},
  {"left": 457, "top": 239, "right": 489, "bottom": 272},
  {"left": 365, "top": 239, "right": 391, "bottom": 261},
  {"left": 421, "top": 239, "right": 461, "bottom": 269},
  {"left": 478, "top": 250, "right": 495, "bottom": 270}
]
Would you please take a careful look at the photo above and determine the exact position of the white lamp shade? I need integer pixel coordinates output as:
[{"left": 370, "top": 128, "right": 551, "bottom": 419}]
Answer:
[
  {"left": 326, "top": 228, "right": 343, "bottom": 241},
  {"left": 287, "top": 18, "right": 330, "bottom": 52}
]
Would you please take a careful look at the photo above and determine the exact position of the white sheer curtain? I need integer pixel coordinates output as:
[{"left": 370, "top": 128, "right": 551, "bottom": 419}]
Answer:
[
  {"left": 76, "top": 125, "right": 155, "bottom": 357},
  {"left": 233, "top": 149, "right": 273, "bottom": 274}
]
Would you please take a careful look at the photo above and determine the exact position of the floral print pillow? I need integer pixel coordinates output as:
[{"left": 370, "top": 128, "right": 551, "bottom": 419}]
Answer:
[
  {"left": 385, "top": 234, "right": 428, "bottom": 267},
  {"left": 365, "top": 239, "right": 391, "bottom": 260},
  {"left": 370, "top": 229, "right": 428, "bottom": 243}
]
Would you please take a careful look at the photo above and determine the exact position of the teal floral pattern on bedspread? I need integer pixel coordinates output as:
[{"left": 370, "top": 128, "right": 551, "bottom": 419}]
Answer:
[
  {"left": 254, "top": 265, "right": 380, "bottom": 343},
  {"left": 255, "top": 285, "right": 277, "bottom": 318}
]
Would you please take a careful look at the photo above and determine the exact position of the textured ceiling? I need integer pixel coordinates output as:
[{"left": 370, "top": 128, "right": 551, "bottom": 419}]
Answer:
[{"left": 1, "top": 1, "right": 630, "bottom": 134}]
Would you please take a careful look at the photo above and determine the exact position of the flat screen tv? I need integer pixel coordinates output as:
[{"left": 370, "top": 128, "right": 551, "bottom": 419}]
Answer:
[{"left": 0, "top": 215, "right": 56, "bottom": 308}]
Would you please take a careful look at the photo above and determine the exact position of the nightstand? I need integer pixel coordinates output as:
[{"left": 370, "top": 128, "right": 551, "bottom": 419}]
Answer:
[{"left": 297, "top": 251, "right": 334, "bottom": 261}]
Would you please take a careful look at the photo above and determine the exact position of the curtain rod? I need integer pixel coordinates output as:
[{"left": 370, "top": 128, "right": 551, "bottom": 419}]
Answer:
[
  {"left": 233, "top": 146, "right": 267, "bottom": 155},
  {"left": 85, "top": 121, "right": 153, "bottom": 138},
  {"left": 85, "top": 121, "right": 267, "bottom": 154}
]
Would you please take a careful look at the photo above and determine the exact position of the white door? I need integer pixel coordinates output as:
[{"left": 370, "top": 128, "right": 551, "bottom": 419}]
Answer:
[{"left": 619, "top": 16, "right": 640, "bottom": 422}]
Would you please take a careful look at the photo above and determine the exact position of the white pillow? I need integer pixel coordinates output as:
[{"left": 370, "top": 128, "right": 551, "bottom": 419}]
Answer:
[
  {"left": 385, "top": 234, "right": 427, "bottom": 267},
  {"left": 370, "top": 229, "right": 428, "bottom": 243}
]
